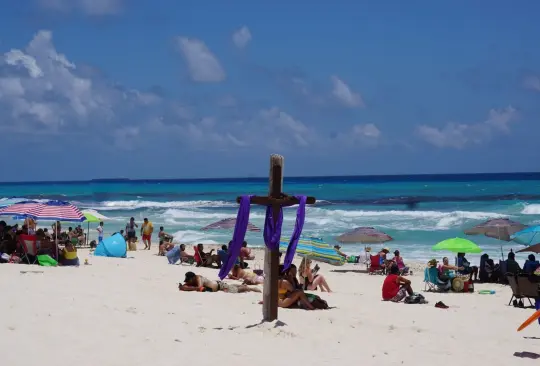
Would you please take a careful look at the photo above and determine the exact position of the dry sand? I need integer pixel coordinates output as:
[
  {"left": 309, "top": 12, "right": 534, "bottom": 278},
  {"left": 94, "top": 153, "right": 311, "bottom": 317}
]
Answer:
[{"left": 0, "top": 245, "right": 538, "bottom": 366}]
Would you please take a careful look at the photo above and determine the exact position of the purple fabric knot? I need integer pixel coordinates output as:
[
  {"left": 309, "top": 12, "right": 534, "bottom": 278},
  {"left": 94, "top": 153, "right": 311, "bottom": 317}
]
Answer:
[{"left": 218, "top": 195, "right": 308, "bottom": 279}]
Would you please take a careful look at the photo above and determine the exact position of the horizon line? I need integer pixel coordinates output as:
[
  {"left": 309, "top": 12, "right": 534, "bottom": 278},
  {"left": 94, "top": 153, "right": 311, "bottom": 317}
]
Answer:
[{"left": 0, "top": 171, "right": 539, "bottom": 185}]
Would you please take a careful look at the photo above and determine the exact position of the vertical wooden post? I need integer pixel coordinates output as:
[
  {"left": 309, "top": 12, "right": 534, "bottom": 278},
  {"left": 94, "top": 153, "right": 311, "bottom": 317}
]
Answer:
[{"left": 262, "top": 154, "right": 283, "bottom": 321}]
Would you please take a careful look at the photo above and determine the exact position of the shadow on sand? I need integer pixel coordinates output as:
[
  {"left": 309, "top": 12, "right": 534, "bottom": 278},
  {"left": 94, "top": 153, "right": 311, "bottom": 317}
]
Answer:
[
  {"left": 330, "top": 269, "right": 368, "bottom": 274},
  {"left": 514, "top": 351, "right": 540, "bottom": 359}
]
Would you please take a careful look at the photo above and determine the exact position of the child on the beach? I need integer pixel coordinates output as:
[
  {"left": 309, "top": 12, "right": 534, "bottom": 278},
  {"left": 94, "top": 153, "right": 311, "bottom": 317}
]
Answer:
[{"left": 96, "top": 221, "right": 104, "bottom": 243}]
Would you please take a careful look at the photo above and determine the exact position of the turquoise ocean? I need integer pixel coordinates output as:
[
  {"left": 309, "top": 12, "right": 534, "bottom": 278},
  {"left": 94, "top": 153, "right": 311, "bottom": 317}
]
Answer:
[{"left": 1, "top": 173, "right": 539, "bottom": 263}]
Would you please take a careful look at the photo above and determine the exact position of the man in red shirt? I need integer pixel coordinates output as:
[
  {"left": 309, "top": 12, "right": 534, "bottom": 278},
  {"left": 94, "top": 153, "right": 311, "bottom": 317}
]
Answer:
[{"left": 382, "top": 265, "right": 414, "bottom": 302}]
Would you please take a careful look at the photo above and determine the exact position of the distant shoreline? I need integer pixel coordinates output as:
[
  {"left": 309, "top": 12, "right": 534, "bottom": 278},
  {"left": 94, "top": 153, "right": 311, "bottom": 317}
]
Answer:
[{"left": 0, "top": 171, "right": 539, "bottom": 185}]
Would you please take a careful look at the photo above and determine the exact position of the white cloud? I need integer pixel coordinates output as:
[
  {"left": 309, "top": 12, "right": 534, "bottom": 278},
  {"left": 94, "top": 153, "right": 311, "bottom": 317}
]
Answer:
[
  {"left": 38, "top": 0, "right": 124, "bottom": 15},
  {"left": 523, "top": 75, "right": 540, "bottom": 92},
  {"left": 0, "top": 30, "right": 136, "bottom": 130},
  {"left": 352, "top": 123, "right": 381, "bottom": 138},
  {"left": 4, "top": 50, "right": 43, "bottom": 78},
  {"left": 177, "top": 37, "right": 225, "bottom": 83},
  {"left": 232, "top": 26, "right": 252, "bottom": 49},
  {"left": 417, "top": 106, "right": 518, "bottom": 149},
  {"left": 331, "top": 76, "right": 364, "bottom": 108}
]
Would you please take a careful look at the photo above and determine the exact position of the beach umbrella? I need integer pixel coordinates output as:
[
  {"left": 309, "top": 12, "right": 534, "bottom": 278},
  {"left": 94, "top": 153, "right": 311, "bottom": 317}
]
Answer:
[
  {"left": 0, "top": 201, "right": 40, "bottom": 217},
  {"left": 516, "top": 243, "right": 540, "bottom": 254},
  {"left": 432, "top": 238, "right": 482, "bottom": 254},
  {"left": 279, "top": 236, "right": 345, "bottom": 266},
  {"left": 336, "top": 227, "right": 393, "bottom": 244},
  {"left": 25, "top": 200, "right": 85, "bottom": 222},
  {"left": 464, "top": 218, "right": 526, "bottom": 241},
  {"left": 201, "top": 218, "right": 261, "bottom": 232},
  {"left": 464, "top": 218, "right": 526, "bottom": 259},
  {"left": 511, "top": 226, "right": 540, "bottom": 246},
  {"left": 81, "top": 210, "right": 109, "bottom": 246}
]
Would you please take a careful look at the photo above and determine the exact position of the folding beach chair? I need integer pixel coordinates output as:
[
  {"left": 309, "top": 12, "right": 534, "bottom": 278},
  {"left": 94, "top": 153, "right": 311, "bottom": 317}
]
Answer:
[
  {"left": 369, "top": 254, "right": 385, "bottom": 275},
  {"left": 424, "top": 267, "right": 451, "bottom": 292},
  {"left": 19, "top": 234, "right": 38, "bottom": 264}
]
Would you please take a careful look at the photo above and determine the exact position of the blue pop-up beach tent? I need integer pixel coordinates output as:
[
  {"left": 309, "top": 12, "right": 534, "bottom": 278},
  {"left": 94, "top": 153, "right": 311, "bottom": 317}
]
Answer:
[{"left": 94, "top": 233, "right": 127, "bottom": 258}]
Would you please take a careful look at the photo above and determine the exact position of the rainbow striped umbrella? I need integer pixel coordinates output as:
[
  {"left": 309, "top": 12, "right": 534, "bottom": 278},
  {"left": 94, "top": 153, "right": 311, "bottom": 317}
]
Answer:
[
  {"left": 279, "top": 236, "right": 345, "bottom": 266},
  {"left": 201, "top": 218, "right": 261, "bottom": 232}
]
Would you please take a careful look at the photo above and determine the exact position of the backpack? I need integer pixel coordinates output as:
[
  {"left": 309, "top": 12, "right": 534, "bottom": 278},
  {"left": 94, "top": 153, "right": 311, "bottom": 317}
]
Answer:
[{"left": 404, "top": 293, "right": 428, "bottom": 304}]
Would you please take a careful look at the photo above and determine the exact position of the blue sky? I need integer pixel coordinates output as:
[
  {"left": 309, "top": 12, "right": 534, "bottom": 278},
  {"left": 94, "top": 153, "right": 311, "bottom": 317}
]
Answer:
[{"left": 0, "top": 0, "right": 539, "bottom": 181}]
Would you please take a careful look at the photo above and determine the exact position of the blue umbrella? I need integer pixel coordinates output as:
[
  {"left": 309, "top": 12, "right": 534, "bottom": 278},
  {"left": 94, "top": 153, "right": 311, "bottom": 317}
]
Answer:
[{"left": 511, "top": 226, "right": 540, "bottom": 245}]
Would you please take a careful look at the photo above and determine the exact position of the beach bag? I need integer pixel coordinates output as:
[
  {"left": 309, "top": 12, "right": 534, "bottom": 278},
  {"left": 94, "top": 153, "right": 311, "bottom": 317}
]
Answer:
[
  {"left": 253, "top": 263, "right": 263, "bottom": 276},
  {"left": 37, "top": 254, "right": 58, "bottom": 267},
  {"left": 347, "top": 256, "right": 358, "bottom": 264},
  {"left": 128, "top": 241, "right": 137, "bottom": 251},
  {"left": 306, "top": 293, "right": 329, "bottom": 309},
  {"left": 404, "top": 293, "right": 427, "bottom": 304}
]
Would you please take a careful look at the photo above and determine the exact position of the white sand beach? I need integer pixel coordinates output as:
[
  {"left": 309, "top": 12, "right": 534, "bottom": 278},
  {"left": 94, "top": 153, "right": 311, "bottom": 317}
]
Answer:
[{"left": 0, "top": 246, "right": 538, "bottom": 366}]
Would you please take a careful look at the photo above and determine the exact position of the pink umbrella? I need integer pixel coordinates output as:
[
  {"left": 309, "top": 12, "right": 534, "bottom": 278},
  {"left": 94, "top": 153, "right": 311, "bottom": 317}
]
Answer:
[{"left": 201, "top": 218, "right": 261, "bottom": 232}]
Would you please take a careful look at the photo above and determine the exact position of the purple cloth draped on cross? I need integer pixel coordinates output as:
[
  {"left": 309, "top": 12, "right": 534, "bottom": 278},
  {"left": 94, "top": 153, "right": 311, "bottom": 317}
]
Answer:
[{"left": 218, "top": 194, "right": 307, "bottom": 280}]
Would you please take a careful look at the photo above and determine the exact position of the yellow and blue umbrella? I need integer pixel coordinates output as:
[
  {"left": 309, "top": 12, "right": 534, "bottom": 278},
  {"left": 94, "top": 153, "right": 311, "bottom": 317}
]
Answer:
[{"left": 279, "top": 236, "right": 345, "bottom": 266}]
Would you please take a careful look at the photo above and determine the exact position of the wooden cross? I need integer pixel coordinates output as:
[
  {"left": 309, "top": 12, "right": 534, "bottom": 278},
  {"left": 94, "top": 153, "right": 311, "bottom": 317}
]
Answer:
[{"left": 236, "top": 154, "right": 316, "bottom": 321}]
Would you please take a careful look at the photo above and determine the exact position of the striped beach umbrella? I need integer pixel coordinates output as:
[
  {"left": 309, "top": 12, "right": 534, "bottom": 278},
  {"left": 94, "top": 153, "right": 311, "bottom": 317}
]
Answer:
[
  {"left": 25, "top": 200, "right": 85, "bottom": 222},
  {"left": 201, "top": 217, "right": 261, "bottom": 232},
  {"left": 279, "top": 236, "right": 345, "bottom": 266},
  {"left": 0, "top": 201, "right": 41, "bottom": 217}
]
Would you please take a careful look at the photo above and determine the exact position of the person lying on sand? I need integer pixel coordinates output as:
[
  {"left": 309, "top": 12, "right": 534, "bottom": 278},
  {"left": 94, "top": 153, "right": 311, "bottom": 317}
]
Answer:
[
  {"left": 179, "top": 271, "right": 261, "bottom": 293},
  {"left": 298, "top": 258, "right": 331, "bottom": 292},
  {"left": 382, "top": 265, "right": 414, "bottom": 302},
  {"left": 228, "top": 264, "right": 264, "bottom": 285}
]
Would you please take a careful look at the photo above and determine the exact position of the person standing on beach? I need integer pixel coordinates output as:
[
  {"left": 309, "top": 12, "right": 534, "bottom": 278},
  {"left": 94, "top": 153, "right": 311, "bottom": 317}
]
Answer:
[
  {"left": 141, "top": 218, "right": 154, "bottom": 250},
  {"left": 96, "top": 221, "right": 104, "bottom": 243},
  {"left": 126, "top": 218, "right": 138, "bottom": 247}
]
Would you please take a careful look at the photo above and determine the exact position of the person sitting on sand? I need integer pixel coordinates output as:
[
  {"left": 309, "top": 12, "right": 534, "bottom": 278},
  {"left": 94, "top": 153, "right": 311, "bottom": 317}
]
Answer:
[
  {"left": 179, "top": 271, "right": 261, "bottom": 293},
  {"left": 457, "top": 253, "right": 479, "bottom": 281},
  {"left": 278, "top": 264, "right": 315, "bottom": 310},
  {"left": 390, "top": 250, "right": 410, "bottom": 275},
  {"left": 158, "top": 227, "right": 175, "bottom": 256},
  {"left": 196, "top": 243, "right": 220, "bottom": 267},
  {"left": 239, "top": 241, "right": 255, "bottom": 260},
  {"left": 166, "top": 244, "right": 194, "bottom": 264},
  {"left": 298, "top": 257, "right": 332, "bottom": 292},
  {"left": 60, "top": 241, "right": 79, "bottom": 266},
  {"left": 228, "top": 264, "right": 264, "bottom": 285},
  {"left": 382, "top": 265, "right": 414, "bottom": 302},
  {"left": 74, "top": 225, "right": 85, "bottom": 244},
  {"left": 438, "top": 257, "right": 463, "bottom": 280},
  {"left": 334, "top": 245, "right": 348, "bottom": 259}
]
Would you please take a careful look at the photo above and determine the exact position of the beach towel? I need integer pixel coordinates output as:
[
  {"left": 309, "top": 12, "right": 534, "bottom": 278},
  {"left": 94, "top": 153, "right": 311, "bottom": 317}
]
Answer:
[
  {"left": 218, "top": 195, "right": 307, "bottom": 280},
  {"left": 37, "top": 254, "right": 58, "bottom": 267}
]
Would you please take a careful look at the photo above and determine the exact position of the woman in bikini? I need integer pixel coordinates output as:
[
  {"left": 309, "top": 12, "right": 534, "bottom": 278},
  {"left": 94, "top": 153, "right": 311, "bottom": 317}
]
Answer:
[
  {"left": 278, "top": 264, "right": 314, "bottom": 310},
  {"left": 179, "top": 272, "right": 261, "bottom": 293},
  {"left": 298, "top": 258, "right": 332, "bottom": 292},
  {"left": 228, "top": 264, "right": 264, "bottom": 285}
]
